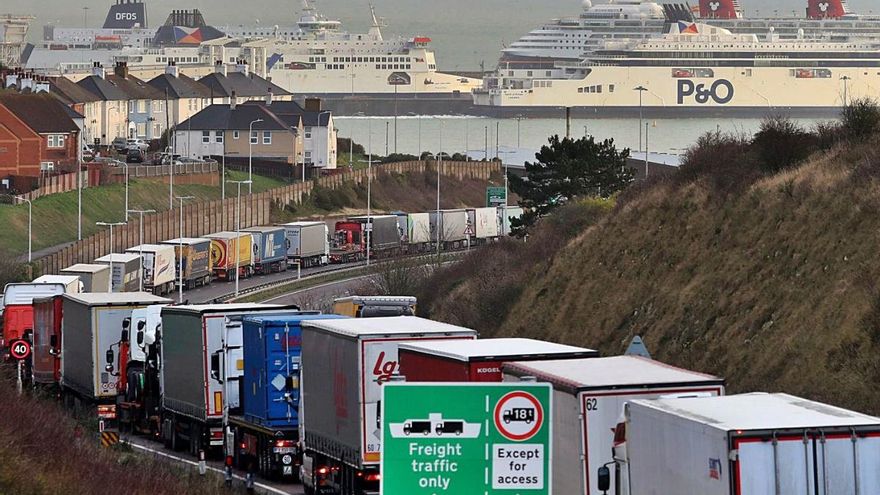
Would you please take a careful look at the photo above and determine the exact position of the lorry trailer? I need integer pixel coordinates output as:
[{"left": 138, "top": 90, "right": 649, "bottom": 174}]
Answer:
[
  {"left": 405, "top": 212, "right": 431, "bottom": 250},
  {"left": 332, "top": 296, "right": 417, "bottom": 318},
  {"left": 31, "top": 295, "right": 64, "bottom": 386},
  {"left": 32, "top": 275, "right": 83, "bottom": 294},
  {"left": 95, "top": 253, "right": 142, "bottom": 292},
  {"left": 242, "top": 226, "right": 288, "bottom": 274},
  {"left": 466, "top": 207, "right": 500, "bottom": 242},
  {"left": 429, "top": 209, "right": 468, "bottom": 248},
  {"left": 229, "top": 313, "right": 344, "bottom": 480},
  {"left": 619, "top": 393, "right": 880, "bottom": 495},
  {"left": 281, "top": 222, "right": 330, "bottom": 268},
  {"left": 347, "top": 215, "right": 402, "bottom": 256},
  {"left": 125, "top": 244, "right": 177, "bottom": 295},
  {"left": 159, "top": 304, "right": 301, "bottom": 458},
  {"left": 299, "top": 316, "right": 477, "bottom": 495},
  {"left": 502, "top": 356, "right": 725, "bottom": 495},
  {"left": 161, "top": 238, "right": 212, "bottom": 289},
  {"left": 205, "top": 232, "right": 254, "bottom": 281},
  {"left": 1, "top": 282, "right": 66, "bottom": 350},
  {"left": 60, "top": 264, "right": 111, "bottom": 293},
  {"left": 399, "top": 338, "right": 597, "bottom": 382}
]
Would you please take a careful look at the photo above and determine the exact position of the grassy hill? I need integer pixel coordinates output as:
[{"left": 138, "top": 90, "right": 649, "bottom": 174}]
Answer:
[{"left": 420, "top": 120, "right": 880, "bottom": 415}]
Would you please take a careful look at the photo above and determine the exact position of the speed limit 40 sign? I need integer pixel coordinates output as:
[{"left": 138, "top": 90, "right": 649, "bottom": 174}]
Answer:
[{"left": 9, "top": 339, "right": 32, "bottom": 360}]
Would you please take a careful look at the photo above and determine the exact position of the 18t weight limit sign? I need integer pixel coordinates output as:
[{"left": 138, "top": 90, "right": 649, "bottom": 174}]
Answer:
[{"left": 493, "top": 391, "right": 546, "bottom": 490}]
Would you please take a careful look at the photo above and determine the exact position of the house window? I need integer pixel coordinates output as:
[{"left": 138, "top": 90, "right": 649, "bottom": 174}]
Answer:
[
  {"left": 250, "top": 131, "right": 258, "bottom": 144},
  {"left": 215, "top": 131, "right": 223, "bottom": 143},
  {"left": 47, "top": 134, "right": 66, "bottom": 148},
  {"left": 233, "top": 131, "right": 240, "bottom": 140},
  {"left": 155, "top": 100, "right": 164, "bottom": 113},
  {"left": 202, "top": 131, "right": 211, "bottom": 143},
  {"left": 305, "top": 151, "right": 312, "bottom": 159},
  {"left": 137, "top": 100, "right": 146, "bottom": 113},
  {"left": 262, "top": 131, "right": 271, "bottom": 145},
  {"left": 305, "top": 127, "right": 312, "bottom": 139}
]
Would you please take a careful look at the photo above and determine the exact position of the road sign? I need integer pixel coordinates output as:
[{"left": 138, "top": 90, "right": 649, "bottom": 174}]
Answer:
[
  {"left": 382, "top": 383, "right": 552, "bottom": 495},
  {"left": 9, "top": 339, "right": 31, "bottom": 360},
  {"left": 464, "top": 224, "right": 474, "bottom": 236},
  {"left": 487, "top": 187, "right": 507, "bottom": 207}
]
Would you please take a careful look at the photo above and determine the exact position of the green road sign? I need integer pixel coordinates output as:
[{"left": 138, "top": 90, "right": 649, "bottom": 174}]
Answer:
[
  {"left": 487, "top": 187, "right": 507, "bottom": 207},
  {"left": 382, "top": 383, "right": 552, "bottom": 495}
]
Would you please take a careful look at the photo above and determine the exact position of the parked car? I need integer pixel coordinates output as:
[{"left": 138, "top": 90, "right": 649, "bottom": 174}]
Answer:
[
  {"left": 126, "top": 139, "right": 150, "bottom": 151},
  {"left": 111, "top": 137, "right": 128, "bottom": 152},
  {"left": 126, "top": 148, "right": 145, "bottom": 163},
  {"left": 81, "top": 144, "right": 95, "bottom": 160}
]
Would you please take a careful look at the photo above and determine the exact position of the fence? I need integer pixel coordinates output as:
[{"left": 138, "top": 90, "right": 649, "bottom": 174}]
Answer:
[
  {"left": 127, "top": 161, "right": 219, "bottom": 179},
  {"left": 16, "top": 171, "right": 90, "bottom": 201},
  {"left": 33, "top": 160, "right": 500, "bottom": 275}
]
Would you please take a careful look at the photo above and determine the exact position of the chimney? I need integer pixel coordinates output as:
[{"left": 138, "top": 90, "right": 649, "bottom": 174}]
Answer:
[
  {"left": 165, "top": 60, "right": 179, "bottom": 78},
  {"left": 92, "top": 62, "right": 106, "bottom": 79},
  {"left": 4, "top": 72, "right": 19, "bottom": 89},
  {"left": 235, "top": 59, "right": 249, "bottom": 77},
  {"left": 214, "top": 60, "right": 227, "bottom": 77},
  {"left": 230, "top": 90, "right": 237, "bottom": 110},
  {"left": 266, "top": 87, "right": 273, "bottom": 106},
  {"left": 304, "top": 97, "right": 322, "bottom": 112},
  {"left": 20, "top": 72, "right": 34, "bottom": 92},
  {"left": 114, "top": 61, "right": 129, "bottom": 79},
  {"left": 34, "top": 76, "right": 50, "bottom": 94}
]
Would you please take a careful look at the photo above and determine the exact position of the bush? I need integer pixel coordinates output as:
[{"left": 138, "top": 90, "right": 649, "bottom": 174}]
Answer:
[
  {"left": 841, "top": 98, "right": 880, "bottom": 141},
  {"left": 677, "top": 130, "right": 760, "bottom": 195},
  {"left": 752, "top": 116, "right": 815, "bottom": 173}
]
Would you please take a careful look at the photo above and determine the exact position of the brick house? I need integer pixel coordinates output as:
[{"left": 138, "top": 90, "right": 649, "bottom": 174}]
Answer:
[{"left": 0, "top": 92, "right": 81, "bottom": 178}]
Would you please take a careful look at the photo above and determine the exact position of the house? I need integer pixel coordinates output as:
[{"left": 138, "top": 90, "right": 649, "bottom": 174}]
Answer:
[
  {"left": 173, "top": 98, "right": 303, "bottom": 163},
  {"left": 0, "top": 92, "right": 81, "bottom": 178},
  {"left": 198, "top": 60, "right": 292, "bottom": 106},
  {"left": 245, "top": 97, "right": 337, "bottom": 169},
  {"left": 147, "top": 62, "right": 213, "bottom": 135},
  {"left": 47, "top": 75, "right": 104, "bottom": 147}
]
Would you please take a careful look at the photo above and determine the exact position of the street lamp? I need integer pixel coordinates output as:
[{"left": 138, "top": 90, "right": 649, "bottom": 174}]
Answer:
[
  {"left": 634, "top": 86, "right": 648, "bottom": 153},
  {"left": 175, "top": 196, "right": 195, "bottom": 303},
  {"left": 96, "top": 221, "right": 127, "bottom": 292},
  {"left": 248, "top": 119, "right": 264, "bottom": 194},
  {"left": 226, "top": 180, "right": 252, "bottom": 297},
  {"left": 408, "top": 112, "right": 422, "bottom": 160},
  {"left": 515, "top": 115, "right": 523, "bottom": 149},
  {"left": 15, "top": 196, "right": 32, "bottom": 263},
  {"left": 128, "top": 208, "right": 156, "bottom": 292},
  {"left": 841, "top": 76, "right": 852, "bottom": 106},
  {"left": 435, "top": 117, "right": 444, "bottom": 258}
]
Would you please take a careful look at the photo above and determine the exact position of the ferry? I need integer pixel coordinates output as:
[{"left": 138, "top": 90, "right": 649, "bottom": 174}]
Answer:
[{"left": 473, "top": 21, "right": 880, "bottom": 117}]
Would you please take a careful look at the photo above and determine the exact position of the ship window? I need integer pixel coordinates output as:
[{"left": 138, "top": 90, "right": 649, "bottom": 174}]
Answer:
[
  {"left": 578, "top": 87, "right": 583, "bottom": 93},
  {"left": 609, "top": 84, "right": 615, "bottom": 93},
  {"left": 597, "top": 85, "right": 602, "bottom": 93},
  {"left": 376, "top": 64, "right": 380, "bottom": 69},
  {"left": 527, "top": 71, "right": 533, "bottom": 77}
]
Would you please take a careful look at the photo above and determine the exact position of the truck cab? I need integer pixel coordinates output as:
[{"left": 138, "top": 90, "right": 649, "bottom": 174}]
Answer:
[
  {"left": 119, "top": 304, "right": 167, "bottom": 435},
  {"left": 330, "top": 221, "right": 365, "bottom": 263},
  {"left": 333, "top": 296, "right": 417, "bottom": 318}
]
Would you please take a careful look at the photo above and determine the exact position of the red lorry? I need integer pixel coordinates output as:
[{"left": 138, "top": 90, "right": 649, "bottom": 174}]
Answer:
[
  {"left": 32, "top": 295, "right": 64, "bottom": 386},
  {"left": 1, "top": 283, "right": 67, "bottom": 356}
]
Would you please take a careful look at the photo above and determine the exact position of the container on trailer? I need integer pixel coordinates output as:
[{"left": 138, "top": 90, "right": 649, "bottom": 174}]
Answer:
[
  {"left": 281, "top": 222, "right": 329, "bottom": 267},
  {"left": 348, "top": 215, "right": 401, "bottom": 252},
  {"left": 32, "top": 295, "right": 64, "bottom": 385},
  {"left": 205, "top": 232, "right": 253, "bottom": 279},
  {"left": 1, "top": 282, "right": 66, "bottom": 348},
  {"left": 161, "top": 238, "right": 212, "bottom": 288},
  {"left": 33, "top": 275, "right": 83, "bottom": 294},
  {"left": 400, "top": 338, "right": 598, "bottom": 382},
  {"left": 502, "top": 356, "right": 725, "bottom": 495},
  {"left": 332, "top": 296, "right": 417, "bottom": 318},
  {"left": 60, "top": 264, "right": 111, "bottom": 293},
  {"left": 466, "top": 207, "right": 500, "bottom": 239},
  {"left": 624, "top": 393, "right": 880, "bottom": 495},
  {"left": 407, "top": 212, "right": 431, "bottom": 245},
  {"left": 429, "top": 209, "right": 468, "bottom": 244},
  {"left": 498, "top": 206, "right": 524, "bottom": 236},
  {"left": 60, "top": 292, "right": 171, "bottom": 400},
  {"left": 159, "top": 303, "right": 301, "bottom": 455},
  {"left": 300, "top": 317, "right": 477, "bottom": 472},
  {"left": 95, "top": 253, "right": 142, "bottom": 292},
  {"left": 125, "top": 244, "right": 176, "bottom": 294},
  {"left": 242, "top": 226, "right": 288, "bottom": 272}
]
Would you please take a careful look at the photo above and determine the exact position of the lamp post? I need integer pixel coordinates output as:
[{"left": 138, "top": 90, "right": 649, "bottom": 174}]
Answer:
[
  {"left": 96, "top": 221, "right": 127, "bottom": 292},
  {"left": 634, "top": 86, "right": 648, "bottom": 153},
  {"left": 385, "top": 120, "right": 389, "bottom": 157},
  {"left": 15, "top": 196, "right": 32, "bottom": 263},
  {"left": 366, "top": 119, "right": 372, "bottom": 267},
  {"left": 248, "top": 119, "right": 264, "bottom": 194},
  {"left": 175, "top": 196, "right": 195, "bottom": 303},
  {"left": 464, "top": 116, "right": 469, "bottom": 161},
  {"left": 436, "top": 117, "right": 444, "bottom": 258},
  {"left": 515, "top": 115, "right": 523, "bottom": 148},
  {"left": 77, "top": 126, "right": 83, "bottom": 240},
  {"left": 128, "top": 208, "right": 156, "bottom": 292},
  {"left": 227, "top": 180, "right": 252, "bottom": 297},
  {"left": 841, "top": 76, "right": 851, "bottom": 106},
  {"left": 645, "top": 122, "right": 650, "bottom": 179},
  {"left": 123, "top": 159, "right": 130, "bottom": 220}
]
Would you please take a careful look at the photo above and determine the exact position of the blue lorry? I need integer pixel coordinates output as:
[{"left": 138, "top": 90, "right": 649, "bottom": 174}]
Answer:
[
  {"left": 228, "top": 313, "right": 347, "bottom": 481},
  {"left": 242, "top": 226, "right": 288, "bottom": 274}
]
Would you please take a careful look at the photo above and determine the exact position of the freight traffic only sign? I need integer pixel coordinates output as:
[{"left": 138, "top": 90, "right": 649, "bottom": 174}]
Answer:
[
  {"left": 487, "top": 187, "right": 507, "bottom": 207},
  {"left": 381, "top": 383, "right": 552, "bottom": 494}
]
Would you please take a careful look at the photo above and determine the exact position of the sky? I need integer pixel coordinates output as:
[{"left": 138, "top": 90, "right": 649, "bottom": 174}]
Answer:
[{"left": 6, "top": 0, "right": 878, "bottom": 70}]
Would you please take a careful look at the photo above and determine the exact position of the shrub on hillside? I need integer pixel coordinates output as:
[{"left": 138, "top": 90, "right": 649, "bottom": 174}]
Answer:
[
  {"left": 677, "top": 130, "right": 760, "bottom": 195},
  {"left": 841, "top": 98, "right": 880, "bottom": 141},
  {"left": 752, "top": 116, "right": 815, "bottom": 173}
]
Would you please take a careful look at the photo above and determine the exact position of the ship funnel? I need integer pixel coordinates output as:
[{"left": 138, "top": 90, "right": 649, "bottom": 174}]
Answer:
[
  {"left": 698, "top": 0, "right": 742, "bottom": 19},
  {"left": 806, "top": 0, "right": 849, "bottom": 19}
]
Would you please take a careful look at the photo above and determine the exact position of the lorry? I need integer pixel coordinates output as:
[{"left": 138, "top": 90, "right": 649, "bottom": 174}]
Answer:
[
  {"left": 405, "top": 212, "right": 431, "bottom": 251},
  {"left": 229, "top": 313, "right": 345, "bottom": 480},
  {"left": 281, "top": 222, "right": 329, "bottom": 268},
  {"left": 33, "top": 275, "right": 84, "bottom": 294},
  {"left": 59, "top": 293, "right": 171, "bottom": 425},
  {"left": 613, "top": 393, "right": 880, "bottom": 495},
  {"left": 159, "top": 304, "right": 301, "bottom": 458},
  {"left": 1, "top": 282, "right": 66, "bottom": 351},
  {"left": 242, "top": 226, "right": 288, "bottom": 274},
  {"left": 205, "top": 232, "right": 254, "bottom": 281},
  {"left": 117, "top": 304, "right": 168, "bottom": 436},
  {"left": 429, "top": 209, "right": 468, "bottom": 249},
  {"left": 161, "top": 238, "right": 212, "bottom": 289},
  {"left": 60, "top": 264, "right": 111, "bottom": 292},
  {"left": 399, "top": 338, "right": 597, "bottom": 382},
  {"left": 299, "top": 316, "right": 477, "bottom": 495},
  {"left": 332, "top": 215, "right": 401, "bottom": 262},
  {"left": 125, "top": 244, "right": 177, "bottom": 295},
  {"left": 95, "top": 253, "right": 143, "bottom": 292},
  {"left": 498, "top": 206, "right": 524, "bottom": 236},
  {"left": 502, "top": 356, "right": 725, "bottom": 495},
  {"left": 332, "top": 296, "right": 417, "bottom": 318},
  {"left": 32, "top": 295, "right": 64, "bottom": 387},
  {"left": 466, "top": 207, "right": 500, "bottom": 243}
]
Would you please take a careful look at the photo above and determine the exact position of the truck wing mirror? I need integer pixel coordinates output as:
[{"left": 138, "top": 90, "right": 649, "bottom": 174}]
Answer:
[
  {"left": 137, "top": 320, "right": 146, "bottom": 331},
  {"left": 597, "top": 466, "right": 611, "bottom": 492},
  {"left": 122, "top": 317, "right": 131, "bottom": 330},
  {"left": 136, "top": 330, "right": 145, "bottom": 346},
  {"left": 49, "top": 335, "right": 58, "bottom": 348},
  {"left": 121, "top": 329, "right": 129, "bottom": 342},
  {"left": 210, "top": 351, "right": 222, "bottom": 383},
  {"left": 106, "top": 348, "right": 115, "bottom": 365}
]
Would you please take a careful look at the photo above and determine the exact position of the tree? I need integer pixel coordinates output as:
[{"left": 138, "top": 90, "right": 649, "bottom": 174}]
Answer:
[{"left": 508, "top": 135, "right": 632, "bottom": 235}]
